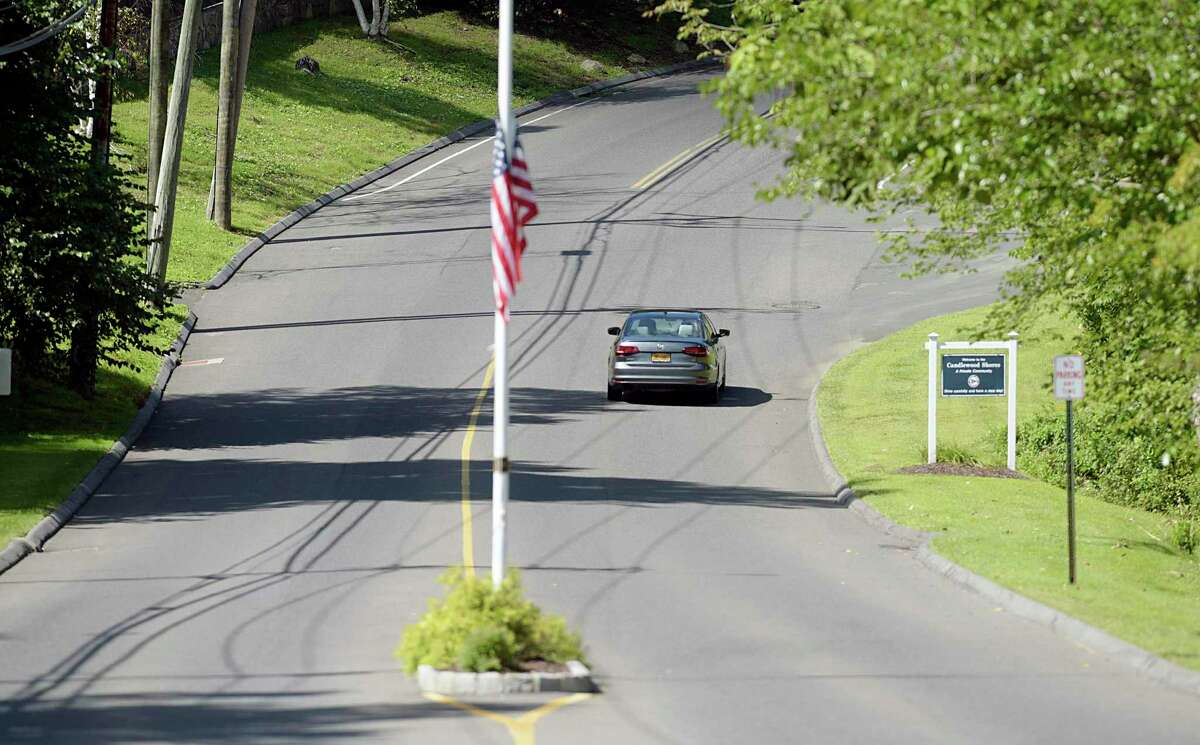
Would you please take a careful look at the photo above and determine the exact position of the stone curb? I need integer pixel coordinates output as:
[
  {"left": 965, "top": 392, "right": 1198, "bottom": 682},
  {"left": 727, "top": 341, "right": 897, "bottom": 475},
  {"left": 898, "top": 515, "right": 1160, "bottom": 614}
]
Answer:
[
  {"left": 417, "top": 660, "right": 596, "bottom": 695},
  {"left": 205, "top": 58, "right": 719, "bottom": 290},
  {"left": 805, "top": 378, "right": 1200, "bottom": 697},
  {"left": 0, "top": 313, "right": 198, "bottom": 576}
]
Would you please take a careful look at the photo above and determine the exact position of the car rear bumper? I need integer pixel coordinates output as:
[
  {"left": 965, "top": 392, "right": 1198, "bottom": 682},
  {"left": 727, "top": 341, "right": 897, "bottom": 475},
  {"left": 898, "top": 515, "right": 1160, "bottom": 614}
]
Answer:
[{"left": 610, "top": 361, "right": 716, "bottom": 387}]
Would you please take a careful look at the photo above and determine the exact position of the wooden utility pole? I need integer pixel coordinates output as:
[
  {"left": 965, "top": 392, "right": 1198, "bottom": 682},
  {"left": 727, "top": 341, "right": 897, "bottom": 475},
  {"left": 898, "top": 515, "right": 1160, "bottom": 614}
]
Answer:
[
  {"left": 208, "top": 0, "right": 240, "bottom": 228},
  {"left": 147, "top": 0, "right": 169, "bottom": 211},
  {"left": 148, "top": 0, "right": 204, "bottom": 286},
  {"left": 91, "top": 0, "right": 118, "bottom": 164}
]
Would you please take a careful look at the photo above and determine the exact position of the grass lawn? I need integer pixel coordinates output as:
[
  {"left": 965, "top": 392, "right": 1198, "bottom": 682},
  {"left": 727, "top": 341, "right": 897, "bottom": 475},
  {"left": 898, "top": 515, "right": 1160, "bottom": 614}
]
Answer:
[
  {"left": 113, "top": 11, "right": 688, "bottom": 284},
  {"left": 0, "top": 307, "right": 188, "bottom": 542},
  {"left": 818, "top": 305, "right": 1200, "bottom": 671}
]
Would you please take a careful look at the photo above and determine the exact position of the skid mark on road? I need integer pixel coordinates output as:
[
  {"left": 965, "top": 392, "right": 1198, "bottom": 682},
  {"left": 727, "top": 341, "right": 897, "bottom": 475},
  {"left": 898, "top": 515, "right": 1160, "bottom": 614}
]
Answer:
[
  {"left": 460, "top": 358, "right": 496, "bottom": 577},
  {"left": 425, "top": 692, "right": 592, "bottom": 745}
]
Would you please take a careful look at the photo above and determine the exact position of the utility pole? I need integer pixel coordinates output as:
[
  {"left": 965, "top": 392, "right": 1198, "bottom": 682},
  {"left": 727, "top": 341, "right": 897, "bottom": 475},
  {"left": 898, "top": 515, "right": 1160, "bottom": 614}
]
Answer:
[
  {"left": 148, "top": 0, "right": 204, "bottom": 286},
  {"left": 91, "top": 0, "right": 117, "bottom": 165}
]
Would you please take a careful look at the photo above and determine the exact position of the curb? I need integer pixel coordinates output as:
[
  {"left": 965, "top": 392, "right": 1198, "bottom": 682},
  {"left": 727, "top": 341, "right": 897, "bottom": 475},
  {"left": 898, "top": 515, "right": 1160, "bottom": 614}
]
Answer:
[
  {"left": 0, "top": 313, "right": 198, "bottom": 576},
  {"left": 805, "top": 378, "right": 1200, "bottom": 697},
  {"left": 205, "top": 58, "right": 719, "bottom": 290},
  {"left": 417, "top": 661, "right": 596, "bottom": 695}
]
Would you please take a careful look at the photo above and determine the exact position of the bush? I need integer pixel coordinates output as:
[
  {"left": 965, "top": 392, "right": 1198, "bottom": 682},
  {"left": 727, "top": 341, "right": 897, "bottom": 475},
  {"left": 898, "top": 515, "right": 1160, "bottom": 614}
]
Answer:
[
  {"left": 1018, "top": 405, "right": 1198, "bottom": 515},
  {"left": 396, "top": 567, "right": 585, "bottom": 674}
]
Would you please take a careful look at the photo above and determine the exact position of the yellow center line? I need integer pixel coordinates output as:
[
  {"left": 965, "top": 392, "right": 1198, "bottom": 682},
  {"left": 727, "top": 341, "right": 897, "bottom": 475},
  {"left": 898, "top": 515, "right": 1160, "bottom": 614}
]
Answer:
[
  {"left": 460, "top": 358, "right": 496, "bottom": 578},
  {"left": 425, "top": 692, "right": 593, "bottom": 745},
  {"left": 630, "top": 132, "right": 724, "bottom": 190}
]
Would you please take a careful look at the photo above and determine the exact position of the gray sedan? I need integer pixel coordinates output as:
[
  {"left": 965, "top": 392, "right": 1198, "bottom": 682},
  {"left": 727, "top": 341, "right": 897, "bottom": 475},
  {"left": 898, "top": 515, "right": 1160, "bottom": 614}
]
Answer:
[{"left": 606, "top": 309, "right": 729, "bottom": 403}]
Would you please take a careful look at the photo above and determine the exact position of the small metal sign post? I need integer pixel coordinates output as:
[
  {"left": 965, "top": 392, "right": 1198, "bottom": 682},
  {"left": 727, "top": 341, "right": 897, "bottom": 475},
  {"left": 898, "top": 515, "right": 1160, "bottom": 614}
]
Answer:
[
  {"left": 0, "top": 348, "right": 11, "bottom": 396},
  {"left": 1054, "top": 355, "right": 1085, "bottom": 584},
  {"left": 927, "top": 332, "right": 1019, "bottom": 468}
]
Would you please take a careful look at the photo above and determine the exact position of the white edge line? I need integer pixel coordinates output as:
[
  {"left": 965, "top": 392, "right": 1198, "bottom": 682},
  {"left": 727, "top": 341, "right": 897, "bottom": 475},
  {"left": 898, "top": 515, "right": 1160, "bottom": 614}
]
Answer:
[{"left": 341, "top": 100, "right": 591, "bottom": 202}]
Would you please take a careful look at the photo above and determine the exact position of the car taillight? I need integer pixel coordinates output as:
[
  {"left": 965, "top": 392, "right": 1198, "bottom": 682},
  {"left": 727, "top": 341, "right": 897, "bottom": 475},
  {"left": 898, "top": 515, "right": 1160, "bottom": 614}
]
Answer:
[
  {"left": 682, "top": 345, "right": 707, "bottom": 357},
  {"left": 616, "top": 344, "right": 639, "bottom": 356}
]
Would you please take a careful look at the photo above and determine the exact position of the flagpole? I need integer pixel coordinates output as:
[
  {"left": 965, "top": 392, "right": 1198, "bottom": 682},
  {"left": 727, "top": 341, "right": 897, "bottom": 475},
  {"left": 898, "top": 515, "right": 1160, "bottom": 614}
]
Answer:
[{"left": 492, "top": 0, "right": 514, "bottom": 590}]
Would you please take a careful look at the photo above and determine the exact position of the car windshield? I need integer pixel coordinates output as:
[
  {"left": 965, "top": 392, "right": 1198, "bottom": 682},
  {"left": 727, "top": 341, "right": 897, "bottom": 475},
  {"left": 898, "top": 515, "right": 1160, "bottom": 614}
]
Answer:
[{"left": 623, "top": 313, "right": 703, "bottom": 338}]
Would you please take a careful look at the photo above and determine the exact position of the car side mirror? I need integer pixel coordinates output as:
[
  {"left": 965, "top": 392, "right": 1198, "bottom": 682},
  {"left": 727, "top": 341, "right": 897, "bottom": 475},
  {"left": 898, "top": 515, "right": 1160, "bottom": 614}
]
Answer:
[
  {"left": 718, "top": 329, "right": 730, "bottom": 337},
  {"left": 607, "top": 326, "right": 621, "bottom": 336}
]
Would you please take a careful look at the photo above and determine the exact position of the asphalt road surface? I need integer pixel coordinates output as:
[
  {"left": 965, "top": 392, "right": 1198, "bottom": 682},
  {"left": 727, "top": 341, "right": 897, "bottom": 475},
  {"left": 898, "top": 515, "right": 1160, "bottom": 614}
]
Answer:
[{"left": 3, "top": 69, "right": 1199, "bottom": 745}]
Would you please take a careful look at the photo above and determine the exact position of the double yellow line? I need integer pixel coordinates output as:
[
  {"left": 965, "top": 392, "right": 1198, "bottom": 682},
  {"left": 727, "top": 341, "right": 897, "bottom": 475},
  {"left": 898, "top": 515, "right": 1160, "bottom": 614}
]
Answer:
[
  {"left": 459, "top": 358, "right": 495, "bottom": 577},
  {"left": 630, "top": 132, "right": 725, "bottom": 190}
]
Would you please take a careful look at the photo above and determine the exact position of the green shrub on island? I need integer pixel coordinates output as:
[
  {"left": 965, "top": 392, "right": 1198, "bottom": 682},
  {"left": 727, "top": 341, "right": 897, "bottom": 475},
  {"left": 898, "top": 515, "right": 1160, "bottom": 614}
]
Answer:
[{"left": 396, "top": 567, "right": 585, "bottom": 674}]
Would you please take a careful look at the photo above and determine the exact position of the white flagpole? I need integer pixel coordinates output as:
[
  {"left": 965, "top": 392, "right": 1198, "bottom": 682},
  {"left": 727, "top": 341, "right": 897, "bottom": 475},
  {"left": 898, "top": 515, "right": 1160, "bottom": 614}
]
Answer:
[{"left": 492, "top": 0, "right": 514, "bottom": 589}]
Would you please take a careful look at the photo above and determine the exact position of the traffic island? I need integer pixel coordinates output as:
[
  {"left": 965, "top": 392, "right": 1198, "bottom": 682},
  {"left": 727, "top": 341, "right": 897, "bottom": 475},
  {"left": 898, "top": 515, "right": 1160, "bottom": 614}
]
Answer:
[
  {"left": 397, "top": 567, "right": 595, "bottom": 695},
  {"left": 417, "top": 660, "right": 595, "bottom": 695}
]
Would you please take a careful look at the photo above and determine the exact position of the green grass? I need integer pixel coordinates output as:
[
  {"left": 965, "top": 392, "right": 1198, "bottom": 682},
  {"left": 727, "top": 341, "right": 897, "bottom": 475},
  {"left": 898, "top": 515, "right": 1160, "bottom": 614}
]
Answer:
[
  {"left": 0, "top": 307, "right": 188, "bottom": 542},
  {"left": 818, "top": 305, "right": 1200, "bottom": 671},
  {"left": 113, "top": 11, "right": 687, "bottom": 284}
]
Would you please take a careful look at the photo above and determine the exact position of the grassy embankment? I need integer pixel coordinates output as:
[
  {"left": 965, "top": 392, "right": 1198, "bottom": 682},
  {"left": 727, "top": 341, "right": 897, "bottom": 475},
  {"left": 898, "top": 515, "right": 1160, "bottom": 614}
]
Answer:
[
  {"left": 818, "top": 305, "right": 1200, "bottom": 671},
  {"left": 0, "top": 308, "right": 188, "bottom": 541},
  {"left": 0, "top": 11, "right": 686, "bottom": 542},
  {"left": 113, "top": 12, "right": 686, "bottom": 284}
]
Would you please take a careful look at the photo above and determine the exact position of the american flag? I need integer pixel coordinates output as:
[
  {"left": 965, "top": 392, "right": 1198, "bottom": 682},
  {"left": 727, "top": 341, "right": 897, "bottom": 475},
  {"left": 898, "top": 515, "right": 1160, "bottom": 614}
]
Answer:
[{"left": 490, "top": 123, "right": 538, "bottom": 321}]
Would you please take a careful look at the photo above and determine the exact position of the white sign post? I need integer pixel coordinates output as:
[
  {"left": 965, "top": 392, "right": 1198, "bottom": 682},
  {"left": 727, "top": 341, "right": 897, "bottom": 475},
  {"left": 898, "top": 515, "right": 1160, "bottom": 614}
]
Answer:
[
  {"left": 1054, "top": 355, "right": 1085, "bottom": 584},
  {"left": 0, "top": 348, "right": 10, "bottom": 396},
  {"left": 926, "top": 332, "right": 1019, "bottom": 469}
]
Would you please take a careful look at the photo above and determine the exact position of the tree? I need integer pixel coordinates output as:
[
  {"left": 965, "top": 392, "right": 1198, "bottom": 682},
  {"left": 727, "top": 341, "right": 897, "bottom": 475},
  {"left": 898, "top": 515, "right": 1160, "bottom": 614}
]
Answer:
[
  {"left": 659, "top": 0, "right": 1200, "bottom": 505},
  {"left": 1, "top": 3, "right": 165, "bottom": 397}
]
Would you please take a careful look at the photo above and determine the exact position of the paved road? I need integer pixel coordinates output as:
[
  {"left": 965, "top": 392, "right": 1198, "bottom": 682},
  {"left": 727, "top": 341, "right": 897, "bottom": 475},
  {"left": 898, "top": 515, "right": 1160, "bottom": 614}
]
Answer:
[{"left": 3, "top": 69, "right": 1199, "bottom": 744}]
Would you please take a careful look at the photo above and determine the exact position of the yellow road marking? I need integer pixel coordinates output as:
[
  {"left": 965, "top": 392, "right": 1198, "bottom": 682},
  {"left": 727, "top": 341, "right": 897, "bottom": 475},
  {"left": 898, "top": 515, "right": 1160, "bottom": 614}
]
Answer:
[
  {"left": 630, "top": 133, "right": 724, "bottom": 190},
  {"left": 425, "top": 692, "right": 592, "bottom": 745},
  {"left": 460, "top": 358, "right": 495, "bottom": 578}
]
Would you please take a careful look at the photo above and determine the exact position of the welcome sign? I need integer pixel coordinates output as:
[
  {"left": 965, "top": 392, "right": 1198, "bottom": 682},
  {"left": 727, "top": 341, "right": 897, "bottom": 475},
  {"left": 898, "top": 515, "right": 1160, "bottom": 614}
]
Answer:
[{"left": 941, "top": 354, "right": 1005, "bottom": 396}]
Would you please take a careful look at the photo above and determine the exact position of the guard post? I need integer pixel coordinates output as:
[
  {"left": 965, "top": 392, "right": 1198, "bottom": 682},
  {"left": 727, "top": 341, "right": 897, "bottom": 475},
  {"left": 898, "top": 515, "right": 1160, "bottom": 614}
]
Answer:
[
  {"left": 1053, "top": 355, "right": 1085, "bottom": 584},
  {"left": 926, "top": 332, "right": 1018, "bottom": 469}
]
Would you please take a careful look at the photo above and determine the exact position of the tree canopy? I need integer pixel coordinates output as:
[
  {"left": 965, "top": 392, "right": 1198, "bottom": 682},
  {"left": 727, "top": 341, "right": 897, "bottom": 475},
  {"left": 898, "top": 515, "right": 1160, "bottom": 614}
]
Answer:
[
  {"left": 1, "top": 1, "right": 165, "bottom": 396},
  {"left": 660, "top": 0, "right": 1200, "bottom": 513}
]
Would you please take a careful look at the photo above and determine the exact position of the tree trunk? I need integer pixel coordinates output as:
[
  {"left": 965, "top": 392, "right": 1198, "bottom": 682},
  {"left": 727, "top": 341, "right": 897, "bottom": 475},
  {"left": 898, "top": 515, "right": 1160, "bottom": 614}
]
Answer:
[
  {"left": 368, "top": 0, "right": 380, "bottom": 37},
  {"left": 379, "top": 0, "right": 389, "bottom": 37},
  {"left": 91, "top": 0, "right": 117, "bottom": 165},
  {"left": 147, "top": 0, "right": 203, "bottom": 288},
  {"left": 208, "top": 0, "right": 240, "bottom": 229},
  {"left": 230, "top": 0, "right": 259, "bottom": 143},
  {"left": 1192, "top": 381, "right": 1200, "bottom": 449},
  {"left": 67, "top": 312, "right": 98, "bottom": 399},
  {"left": 207, "top": 0, "right": 258, "bottom": 221},
  {"left": 147, "top": 0, "right": 169, "bottom": 230},
  {"left": 349, "top": 0, "right": 370, "bottom": 35}
]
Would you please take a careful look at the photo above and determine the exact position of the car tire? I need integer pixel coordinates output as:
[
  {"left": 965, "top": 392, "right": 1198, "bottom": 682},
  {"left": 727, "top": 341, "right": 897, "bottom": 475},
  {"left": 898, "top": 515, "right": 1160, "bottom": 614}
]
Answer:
[
  {"left": 720, "top": 365, "right": 727, "bottom": 392},
  {"left": 607, "top": 383, "right": 622, "bottom": 401}
]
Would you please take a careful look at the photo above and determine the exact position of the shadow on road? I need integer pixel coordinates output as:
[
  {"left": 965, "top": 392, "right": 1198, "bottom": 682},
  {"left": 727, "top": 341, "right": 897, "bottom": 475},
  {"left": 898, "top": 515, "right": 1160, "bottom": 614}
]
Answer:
[
  {"left": 0, "top": 690, "right": 479, "bottom": 744},
  {"left": 621, "top": 386, "right": 772, "bottom": 408}
]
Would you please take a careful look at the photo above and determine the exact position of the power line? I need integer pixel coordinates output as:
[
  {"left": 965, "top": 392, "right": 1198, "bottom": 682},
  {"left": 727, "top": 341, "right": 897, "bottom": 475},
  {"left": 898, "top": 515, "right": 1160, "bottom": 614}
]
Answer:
[{"left": 0, "top": 0, "right": 95, "bottom": 57}]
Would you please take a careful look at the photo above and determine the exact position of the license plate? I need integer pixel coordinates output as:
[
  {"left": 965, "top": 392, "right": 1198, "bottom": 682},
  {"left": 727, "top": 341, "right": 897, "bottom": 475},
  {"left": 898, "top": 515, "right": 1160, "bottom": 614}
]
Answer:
[{"left": 650, "top": 353, "right": 671, "bottom": 363}]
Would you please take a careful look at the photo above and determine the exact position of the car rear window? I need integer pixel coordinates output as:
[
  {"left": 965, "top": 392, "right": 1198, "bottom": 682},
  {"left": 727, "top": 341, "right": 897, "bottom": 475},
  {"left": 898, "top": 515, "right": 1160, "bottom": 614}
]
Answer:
[{"left": 624, "top": 314, "right": 703, "bottom": 338}]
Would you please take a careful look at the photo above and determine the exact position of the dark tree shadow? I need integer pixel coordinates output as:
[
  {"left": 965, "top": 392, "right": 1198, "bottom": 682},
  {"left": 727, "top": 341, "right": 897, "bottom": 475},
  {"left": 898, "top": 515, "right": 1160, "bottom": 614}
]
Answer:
[{"left": 0, "top": 690, "right": 517, "bottom": 744}]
